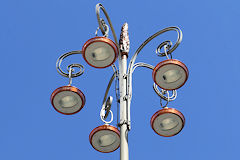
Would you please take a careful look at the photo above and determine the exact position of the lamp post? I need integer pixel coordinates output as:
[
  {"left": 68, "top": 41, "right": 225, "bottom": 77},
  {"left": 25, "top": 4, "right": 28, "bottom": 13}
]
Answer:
[{"left": 51, "top": 3, "right": 189, "bottom": 160}]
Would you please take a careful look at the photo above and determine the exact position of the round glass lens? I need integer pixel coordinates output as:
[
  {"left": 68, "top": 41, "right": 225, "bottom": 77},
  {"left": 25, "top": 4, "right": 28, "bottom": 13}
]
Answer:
[
  {"left": 163, "top": 69, "right": 182, "bottom": 83},
  {"left": 160, "top": 117, "right": 179, "bottom": 131},
  {"left": 91, "top": 47, "right": 110, "bottom": 61},
  {"left": 59, "top": 95, "right": 78, "bottom": 108},
  {"left": 98, "top": 134, "right": 116, "bottom": 147}
]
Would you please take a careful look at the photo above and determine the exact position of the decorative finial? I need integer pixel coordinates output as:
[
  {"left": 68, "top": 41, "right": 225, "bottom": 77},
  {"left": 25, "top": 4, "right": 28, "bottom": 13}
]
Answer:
[{"left": 119, "top": 23, "right": 130, "bottom": 56}]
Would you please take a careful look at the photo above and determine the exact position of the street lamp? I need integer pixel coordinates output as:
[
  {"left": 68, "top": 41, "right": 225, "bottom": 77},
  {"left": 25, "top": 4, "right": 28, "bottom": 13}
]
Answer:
[
  {"left": 82, "top": 37, "right": 118, "bottom": 68},
  {"left": 153, "top": 59, "right": 189, "bottom": 90},
  {"left": 50, "top": 3, "right": 189, "bottom": 160},
  {"left": 150, "top": 107, "right": 185, "bottom": 137},
  {"left": 89, "top": 124, "right": 120, "bottom": 153},
  {"left": 51, "top": 86, "right": 86, "bottom": 115}
]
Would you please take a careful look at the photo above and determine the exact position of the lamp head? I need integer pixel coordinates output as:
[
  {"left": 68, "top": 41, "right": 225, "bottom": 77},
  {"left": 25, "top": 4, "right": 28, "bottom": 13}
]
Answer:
[
  {"left": 82, "top": 37, "right": 118, "bottom": 68},
  {"left": 152, "top": 59, "right": 188, "bottom": 90},
  {"left": 89, "top": 125, "right": 120, "bottom": 153},
  {"left": 50, "top": 86, "right": 86, "bottom": 115},
  {"left": 151, "top": 108, "right": 185, "bottom": 137}
]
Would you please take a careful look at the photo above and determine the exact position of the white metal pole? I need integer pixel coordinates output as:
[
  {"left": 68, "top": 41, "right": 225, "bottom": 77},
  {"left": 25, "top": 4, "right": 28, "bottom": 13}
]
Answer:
[
  {"left": 119, "top": 23, "right": 130, "bottom": 160},
  {"left": 119, "top": 54, "right": 129, "bottom": 160}
]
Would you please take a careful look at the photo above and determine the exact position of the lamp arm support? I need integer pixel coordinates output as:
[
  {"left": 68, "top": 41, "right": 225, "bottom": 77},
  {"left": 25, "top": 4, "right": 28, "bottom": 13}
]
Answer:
[
  {"left": 100, "top": 71, "right": 118, "bottom": 119},
  {"left": 56, "top": 50, "right": 84, "bottom": 78},
  {"left": 130, "top": 63, "right": 177, "bottom": 101},
  {"left": 127, "top": 26, "right": 182, "bottom": 75},
  {"left": 153, "top": 83, "right": 177, "bottom": 101},
  {"left": 126, "top": 26, "right": 182, "bottom": 102},
  {"left": 125, "top": 62, "right": 155, "bottom": 128},
  {"left": 102, "top": 71, "right": 118, "bottom": 105},
  {"left": 96, "top": 3, "right": 119, "bottom": 47},
  {"left": 132, "top": 62, "right": 154, "bottom": 72}
]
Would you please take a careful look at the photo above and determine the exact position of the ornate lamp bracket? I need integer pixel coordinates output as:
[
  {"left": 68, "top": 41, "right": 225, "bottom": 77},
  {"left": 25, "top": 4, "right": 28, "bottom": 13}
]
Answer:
[{"left": 56, "top": 50, "right": 85, "bottom": 85}]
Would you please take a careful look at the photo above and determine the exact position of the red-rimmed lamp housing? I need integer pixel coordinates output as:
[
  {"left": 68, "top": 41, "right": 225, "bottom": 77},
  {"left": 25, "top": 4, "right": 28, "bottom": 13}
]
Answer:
[
  {"left": 51, "top": 86, "right": 86, "bottom": 115},
  {"left": 89, "top": 125, "right": 120, "bottom": 153},
  {"left": 153, "top": 59, "right": 189, "bottom": 90},
  {"left": 151, "top": 108, "right": 185, "bottom": 137},
  {"left": 82, "top": 37, "right": 118, "bottom": 68}
]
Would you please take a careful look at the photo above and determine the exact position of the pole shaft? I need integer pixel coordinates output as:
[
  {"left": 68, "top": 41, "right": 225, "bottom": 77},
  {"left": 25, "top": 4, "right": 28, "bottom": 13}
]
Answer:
[
  {"left": 119, "top": 55, "right": 129, "bottom": 160},
  {"left": 119, "top": 23, "right": 130, "bottom": 160}
]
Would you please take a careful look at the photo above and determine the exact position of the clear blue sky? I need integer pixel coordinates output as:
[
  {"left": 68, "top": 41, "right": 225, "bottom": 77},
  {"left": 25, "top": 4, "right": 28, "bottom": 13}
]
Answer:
[{"left": 0, "top": 0, "right": 239, "bottom": 159}]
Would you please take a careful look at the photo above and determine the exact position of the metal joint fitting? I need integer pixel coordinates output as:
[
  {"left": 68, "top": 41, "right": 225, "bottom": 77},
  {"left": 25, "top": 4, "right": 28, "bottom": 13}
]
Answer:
[
  {"left": 123, "top": 95, "right": 128, "bottom": 101},
  {"left": 118, "top": 120, "right": 131, "bottom": 129}
]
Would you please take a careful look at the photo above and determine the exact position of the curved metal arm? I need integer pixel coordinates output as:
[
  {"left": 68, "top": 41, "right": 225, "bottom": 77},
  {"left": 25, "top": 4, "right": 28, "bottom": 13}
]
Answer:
[
  {"left": 132, "top": 62, "right": 154, "bottom": 72},
  {"left": 100, "top": 109, "right": 114, "bottom": 124},
  {"left": 102, "top": 71, "right": 117, "bottom": 104},
  {"left": 128, "top": 63, "right": 177, "bottom": 101},
  {"left": 96, "top": 3, "right": 119, "bottom": 46},
  {"left": 100, "top": 96, "right": 113, "bottom": 122},
  {"left": 56, "top": 50, "right": 84, "bottom": 78},
  {"left": 126, "top": 27, "right": 182, "bottom": 104},
  {"left": 127, "top": 62, "right": 154, "bottom": 98},
  {"left": 153, "top": 83, "right": 177, "bottom": 101},
  {"left": 156, "top": 40, "right": 173, "bottom": 58},
  {"left": 95, "top": 19, "right": 109, "bottom": 37},
  {"left": 128, "top": 26, "right": 182, "bottom": 74},
  {"left": 100, "top": 71, "right": 118, "bottom": 119}
]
